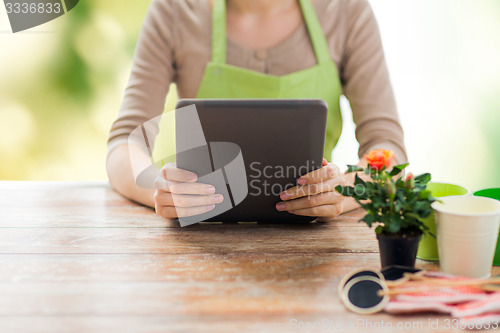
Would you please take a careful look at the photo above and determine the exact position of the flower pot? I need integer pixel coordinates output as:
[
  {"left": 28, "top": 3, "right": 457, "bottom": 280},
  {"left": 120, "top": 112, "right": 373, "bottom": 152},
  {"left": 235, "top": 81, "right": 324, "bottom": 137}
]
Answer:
[{"left": 376, "top": 233, "right": 422, "bottom": 269}]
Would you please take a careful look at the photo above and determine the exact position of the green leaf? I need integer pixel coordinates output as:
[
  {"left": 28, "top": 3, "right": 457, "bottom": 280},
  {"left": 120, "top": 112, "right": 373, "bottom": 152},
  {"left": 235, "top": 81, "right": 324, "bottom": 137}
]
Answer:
[
  {"left": 346, "top": 165, "right": 364, "bottom": 173},
  {"left": 335, "top": 185, "right": 355, "bottom": 196},
  {"left": 372, "top": 196, "right": 385, "bottom": 209},
  {"left": 415, "top": 173, "right": 431, "bottom": 185},
  {"left": 406, "top": 212, "right": 422, "bottom": 221},
  {"left": 354, "top": 174, "right": 366, "bottom": 186},
  {"left": 395, "top": 178, "right": 406, "bottom": 188},
  {"left": 389, "top": 163, "right": 409, "bottom": 177},
  {"left": 414, "top": 200, "right": 431, "bottom": 213},
  {"left": 419, "top": 209, "right": 433, "bottom": 219},
  {"left": 386, "top": 220, "right": 401, "bottom": 234},
  {"left": 418, "top": 190, "right": 432, "bottom": 200},
  {"left": 396, "top": 189, "right": 406, "bottom": 204},
  {"left": 361, "top": 213, "right": 378, "bottom": 227}
]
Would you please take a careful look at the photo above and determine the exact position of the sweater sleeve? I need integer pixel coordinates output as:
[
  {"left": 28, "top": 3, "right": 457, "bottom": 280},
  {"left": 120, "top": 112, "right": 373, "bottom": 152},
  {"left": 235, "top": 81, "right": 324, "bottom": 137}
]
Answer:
[
  {"left": 340, "top": 0, "right": 408, "bottom": 164},
  {"left": 107, "top": 0, "right": 175, "bottom": 156}
]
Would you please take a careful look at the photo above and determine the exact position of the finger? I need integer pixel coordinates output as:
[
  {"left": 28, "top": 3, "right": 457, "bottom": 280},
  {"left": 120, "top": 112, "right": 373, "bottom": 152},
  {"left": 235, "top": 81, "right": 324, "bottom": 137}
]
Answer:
[
  {"left": 288, "top": 203, "right": 343, "bottom": 217},
  {"left": 298, "top": 163, "right": 340, "bottom": 185},
  {"left": 156, "top": 193, "right": 224, "bottom": 207},
  {"left": 169, "top": 182, "right": 216, "bottom": 195},
  {"left": 276, "top": 192, "right": 344, "bottom": 211},
  {"left": 161, "top": 162, "right": 198, "bottom": 182},
  {"left": 154, "top": 176, "right": 173, "bottom": 190},
  {"left": 281, "top": 177, "right": 346, "bottom": 200},
  {"left": 322, "top": 158, "right": 328, "bottom": 166},
  {"left": 156, "top": 204, "right": 216, "bottom": 219},
  {"left": 154, "top": 177, "right": 216, "bottom": 194}
]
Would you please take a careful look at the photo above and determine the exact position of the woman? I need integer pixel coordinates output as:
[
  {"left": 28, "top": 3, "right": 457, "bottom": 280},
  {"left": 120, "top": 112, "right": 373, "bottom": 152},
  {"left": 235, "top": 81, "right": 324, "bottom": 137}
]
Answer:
[{"left": 106, "top": 0, "right": 407, "bottom": 221}]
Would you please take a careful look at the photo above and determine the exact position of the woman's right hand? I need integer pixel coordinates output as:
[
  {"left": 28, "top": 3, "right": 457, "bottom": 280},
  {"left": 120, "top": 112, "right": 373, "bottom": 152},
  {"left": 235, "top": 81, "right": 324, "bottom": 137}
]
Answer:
[{"left": 154, "top": 163, "right": 224, "bottom": 219}]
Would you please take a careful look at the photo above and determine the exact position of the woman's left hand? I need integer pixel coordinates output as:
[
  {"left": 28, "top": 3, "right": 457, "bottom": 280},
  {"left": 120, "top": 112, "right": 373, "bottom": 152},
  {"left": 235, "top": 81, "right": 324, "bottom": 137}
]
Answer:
[{"left": 275, "top": 159, "right": 347, "bottom": 221}]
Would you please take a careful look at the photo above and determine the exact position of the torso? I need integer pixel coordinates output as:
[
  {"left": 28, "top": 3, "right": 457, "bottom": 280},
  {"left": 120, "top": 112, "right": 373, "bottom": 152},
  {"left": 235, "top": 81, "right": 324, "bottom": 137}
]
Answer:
[
  {"left": 225, "top": 0, "right": 304, "bottom": 50},
  {"left": 174, "top": 0, "right": 341, "bottom": 98}
]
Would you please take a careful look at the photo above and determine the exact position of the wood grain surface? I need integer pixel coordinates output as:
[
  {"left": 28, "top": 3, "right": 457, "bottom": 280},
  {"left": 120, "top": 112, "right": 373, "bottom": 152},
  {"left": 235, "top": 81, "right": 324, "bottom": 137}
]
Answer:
[{"left": 0, "top": 181, "right": 498, "bottom": 333}]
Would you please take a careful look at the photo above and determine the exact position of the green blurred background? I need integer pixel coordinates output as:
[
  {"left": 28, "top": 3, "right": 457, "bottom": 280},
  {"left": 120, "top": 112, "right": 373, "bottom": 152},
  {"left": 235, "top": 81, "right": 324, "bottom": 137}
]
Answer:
[{"left": 0, "top": 0, "right": 499, "bottom": 192}]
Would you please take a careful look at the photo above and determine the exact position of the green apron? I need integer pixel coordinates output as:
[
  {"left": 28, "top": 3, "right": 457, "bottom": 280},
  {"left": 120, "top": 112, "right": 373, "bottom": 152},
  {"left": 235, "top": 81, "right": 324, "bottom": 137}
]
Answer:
[
  {"left": 196, "top": 0, "right": 343, "bottom": 160},
  {"left": 152, "top": 0, "right": 343, "bottom": 164}
]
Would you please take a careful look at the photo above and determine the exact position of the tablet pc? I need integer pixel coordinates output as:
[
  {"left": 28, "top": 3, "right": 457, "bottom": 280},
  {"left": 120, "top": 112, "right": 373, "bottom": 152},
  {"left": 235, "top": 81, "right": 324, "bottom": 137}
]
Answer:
[{"left": 175, "top": 99, "right": 327, "bottom": 224}]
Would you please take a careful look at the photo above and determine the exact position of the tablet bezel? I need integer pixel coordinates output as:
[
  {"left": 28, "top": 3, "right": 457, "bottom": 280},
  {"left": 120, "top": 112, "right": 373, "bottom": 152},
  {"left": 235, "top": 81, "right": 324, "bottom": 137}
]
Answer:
[{"left": 175, "top": 99, "right": 328, "bottom": 223}]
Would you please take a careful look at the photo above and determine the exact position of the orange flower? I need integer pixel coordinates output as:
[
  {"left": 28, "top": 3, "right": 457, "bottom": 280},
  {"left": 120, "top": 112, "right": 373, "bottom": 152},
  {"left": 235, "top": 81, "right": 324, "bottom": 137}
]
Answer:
[{"left": 364, "top": 149, "right": 395, "bottom": 171}]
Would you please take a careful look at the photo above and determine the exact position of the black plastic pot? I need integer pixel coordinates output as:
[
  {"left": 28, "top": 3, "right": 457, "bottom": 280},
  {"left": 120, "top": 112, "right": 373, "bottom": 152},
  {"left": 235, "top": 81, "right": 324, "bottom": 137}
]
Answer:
[{"left": 376, "top": 233, "right": 422, "bottom": 269}]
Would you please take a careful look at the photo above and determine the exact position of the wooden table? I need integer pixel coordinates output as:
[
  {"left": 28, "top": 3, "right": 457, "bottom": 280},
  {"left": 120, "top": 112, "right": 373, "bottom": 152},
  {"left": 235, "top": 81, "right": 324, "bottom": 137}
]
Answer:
[{"left": 1, "top": 181, "right": 498, "bottom": 332}]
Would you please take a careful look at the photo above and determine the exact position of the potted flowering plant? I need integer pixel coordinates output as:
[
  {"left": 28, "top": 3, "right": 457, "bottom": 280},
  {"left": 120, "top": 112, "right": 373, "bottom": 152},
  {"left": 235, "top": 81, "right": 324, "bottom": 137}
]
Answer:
[{"left": 335, "top": 149, "right": 436, "bottom": 268}]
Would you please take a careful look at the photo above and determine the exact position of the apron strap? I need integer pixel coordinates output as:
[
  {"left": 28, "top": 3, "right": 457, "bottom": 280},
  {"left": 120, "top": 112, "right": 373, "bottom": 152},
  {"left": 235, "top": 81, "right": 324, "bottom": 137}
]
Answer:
[
  {"left": 211, "top": 0, "right": 227, "bottom": 64},
  {"left": 211, "top": 0, "right": 331, "bottom": 65},
  {"left": 298, "top": 0, "right": 331, "bottom": 65}
]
